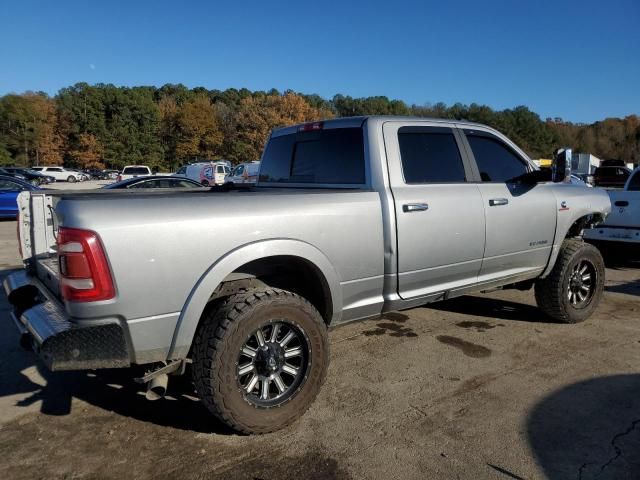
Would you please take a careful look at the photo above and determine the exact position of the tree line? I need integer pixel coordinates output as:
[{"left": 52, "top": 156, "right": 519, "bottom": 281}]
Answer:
[{"left": 0, "top": 82, "right": 638, "bottom": 171}]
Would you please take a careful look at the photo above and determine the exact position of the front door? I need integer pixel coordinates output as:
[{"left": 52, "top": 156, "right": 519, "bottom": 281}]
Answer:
[
  {"left": 384, "top": 122, "right": 486, "bottom": 299},
  {"left": 460, "top": 128, "right": 556, "bottom": 281}
]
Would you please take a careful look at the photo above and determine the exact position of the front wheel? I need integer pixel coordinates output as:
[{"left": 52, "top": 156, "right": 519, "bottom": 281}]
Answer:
[
  {"left": 67, "top": 175, "right": 76, "bottom": 183},
  {"left": 192, "top": 288, "right": 329, "bottom": 434},
  {"left": 535, "top": 239, "right": 605, "bottom": 323}
]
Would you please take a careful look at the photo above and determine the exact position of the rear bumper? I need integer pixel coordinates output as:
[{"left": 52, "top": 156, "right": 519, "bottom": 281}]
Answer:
[
  {"left": 584, "top": 226, "right": 640, "bottom": 244},
  {"left": 3, "top": 270, "right": 130, "bottom": 371}
]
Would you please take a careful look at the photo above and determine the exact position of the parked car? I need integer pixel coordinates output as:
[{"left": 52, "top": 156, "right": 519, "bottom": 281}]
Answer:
[
  {"left": 117, "top": 165, "right": 153, "bottom": 182},
  {"left": 175, "top": 161, "right": 230, "bottom": 186},
  {"left": 30, "top": 166, "right": 84, "bottom": 183},
  {"left": 66, "top": 169, "right": 89, "bottom": 181},
  {"left": 103, "top": 176, "right": 206, "bottom": 189},
  {"left": 0, "top": 167, "right": 55, "bottom": 186},
  {"left": 584, "top": 166, "right": 640, "bottom": 246},
  {"left": 0, "top": 168, "right": 27, "bottom": 181},
  {"left": 0, "top": 175, "right": 40, "bottom": 218},
  {"left": 5, "top": 116, "right": 611, "bottom": 435},
  {"left": 593, "top": 166, "right": 631, "bottom": 188},
  {"left": 102, "top": 169, "right": 120, "bottom": 180},
  {"left": 225, "top": 161, "right": 260, "bottom": 186}
]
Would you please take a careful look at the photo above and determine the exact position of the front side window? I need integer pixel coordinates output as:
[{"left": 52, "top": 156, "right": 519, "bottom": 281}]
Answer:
[
  {"left": 234, "top": 165, "right": 245, "bottom": 176},
  {"left": 259, "top": 127, "right": 365, "bottom": 185},
  {"left": 50, "top": 168, "right": 63, "bottom": 172},
  {"left": 176, "top": 166, "right": 186, "bottom": 175},
  {"left": 398, "top": 127, "right": 466, "bottom": 183},
  {"left": 465, "top": 132, "right": 528, "bottom": 182},
  {"left": 627, "top": 172, "right": 640, "bottom": 191}
]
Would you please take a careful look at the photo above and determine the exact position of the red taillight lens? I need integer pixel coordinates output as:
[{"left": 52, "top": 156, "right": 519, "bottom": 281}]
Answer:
[
  {"left": 57, "top": 227, "right": 115, "bottom": 302},
  {"left": 297, "top": 121, "right": 324, "bottom": 132}
]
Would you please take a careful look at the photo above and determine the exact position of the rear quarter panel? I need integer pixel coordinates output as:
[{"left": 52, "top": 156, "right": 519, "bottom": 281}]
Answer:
[{"left": 55, "top": 189, "right": 384, "bottom": 362}]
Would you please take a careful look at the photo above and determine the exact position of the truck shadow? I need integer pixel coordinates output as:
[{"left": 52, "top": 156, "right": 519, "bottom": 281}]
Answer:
[
  {"left": 0, "top": 272, "right": 232, "bottom": 434},
  {"left": 426, "top": 295, "right": 548, "bottom": 323},
  {"left": 527, "top": 374, "right": 640, "bottom": 480},
  {"left": 0, "top": 350, "right": 233, "bottom": 434}
]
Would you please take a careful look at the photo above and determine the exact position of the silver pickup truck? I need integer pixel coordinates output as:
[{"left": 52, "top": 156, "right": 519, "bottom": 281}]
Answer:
[{"left": 4, "top": 116, "right": 611, "bottom": 434}]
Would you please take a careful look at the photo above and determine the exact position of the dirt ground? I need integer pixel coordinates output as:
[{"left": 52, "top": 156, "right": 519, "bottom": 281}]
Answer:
[{"left": 0, "top": 219, "right": 639, "bottom": 479}]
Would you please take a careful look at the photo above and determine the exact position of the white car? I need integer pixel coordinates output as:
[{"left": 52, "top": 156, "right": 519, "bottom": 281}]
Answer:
[
  {"left": 31, "top": 166, "right": 84, "bottom": 183},
  {"left": 175, "top": 162, "right": 230, "bottom": 186},
  {"left": 225, "top": 161, "right": 260, "bottom": 186},
  {"left": 584, "top": 166, "right": 640, "bottom": 245},
  {"left": 116, "top": 165, "right": 153, "bottom": 182}
]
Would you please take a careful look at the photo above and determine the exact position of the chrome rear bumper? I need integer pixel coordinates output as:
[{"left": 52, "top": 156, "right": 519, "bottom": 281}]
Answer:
[{"left": 3, "top": 270, "right": 129, "bottom": 371}]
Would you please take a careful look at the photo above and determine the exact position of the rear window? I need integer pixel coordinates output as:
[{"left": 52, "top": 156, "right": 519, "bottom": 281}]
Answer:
[
  {"left": 123, "top": 167, "right": 150, "bottom": 175},
  {"left": 398, "top": 127, "right": 466, "bottom": 183},
  {"left": 259, "top": 128, "right": 365, "bottom": 185}
]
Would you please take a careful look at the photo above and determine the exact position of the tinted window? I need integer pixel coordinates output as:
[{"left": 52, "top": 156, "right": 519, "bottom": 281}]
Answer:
[
  {"left": 216, "top": 165, "right": 225, "bottom": 173},
  {"left": 49, "top": 168, "right": 63, "bottom": 172},
  {"left": 31, "top": 167, "right": 42, "bottom": 171},
  {"left": 176, "top": 166, "right": 186, "bottom": 175},
  {"left": 398, "top": 128, "right": 466, "bottom": 183},
  {"left": 628, "top": 172, "right": 640, "bottom": 191},
  {"left": 123, "top": 167, "right": 150, "bottom": 175},
  {"left": 466, "top": 133, "right": 528, "bottom": 182},
  {"left": 259, "top": 128, "right": 365, "bottom": 184},
  {"left": 234, "top": 165, "right": 245, "bottom": 176},
  {"left": 169, "top": 179, "right": 200, "bottom": 188}
]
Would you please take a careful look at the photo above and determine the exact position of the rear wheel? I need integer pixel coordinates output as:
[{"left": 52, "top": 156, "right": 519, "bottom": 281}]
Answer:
[
  {"left": 192, "top": 288, "right": 328, "bottom": 434},
  {"left": 67, "top": 175, "right": 76, "bottom": 183},
  {"left": 535, "top": 239, "right": 605, "bottom": 323}
]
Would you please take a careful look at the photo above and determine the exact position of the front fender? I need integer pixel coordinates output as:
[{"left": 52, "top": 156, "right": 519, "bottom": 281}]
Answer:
[
  {"left": 541, "top": 186, "right": 611, "bottom": 278},
  {"left": 167, "top": 239, "right": 342, "bottom": 359}
]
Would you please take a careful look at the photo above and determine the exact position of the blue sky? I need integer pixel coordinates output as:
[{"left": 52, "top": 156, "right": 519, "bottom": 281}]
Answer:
[{"left": 1, "top": 0, "right": 638, "bottom": 123}]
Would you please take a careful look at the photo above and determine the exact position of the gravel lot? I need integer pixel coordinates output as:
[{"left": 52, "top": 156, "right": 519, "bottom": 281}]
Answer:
[{"left": 0, "top": 218, "right": 639, "bottom": 479}]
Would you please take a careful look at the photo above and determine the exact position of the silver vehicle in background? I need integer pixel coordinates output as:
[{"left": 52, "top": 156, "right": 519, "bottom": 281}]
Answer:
[{"left": 4, "top": 116, "right": 610, "bottom": 434}]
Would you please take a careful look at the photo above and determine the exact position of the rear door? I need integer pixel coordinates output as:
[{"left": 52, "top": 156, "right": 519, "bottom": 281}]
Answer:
[
  {"left": 383, "top": 122, "right": 485, "bottom": 299},
  {"left": 460, "top": 127, "right": 556, "bottom": 281}
]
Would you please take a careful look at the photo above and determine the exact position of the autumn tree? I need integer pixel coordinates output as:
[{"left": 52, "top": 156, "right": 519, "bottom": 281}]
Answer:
[
  {"left": 0, "top": 92, "right": 63, "bottom": 166},
  {"left": 231, "top": 93, "right": 334, "bottom": 162},
  {"left": 68, "top": 133, "right": 104, "bottom": 168},
  {"left": 175, "top": 94, "right": 223, "bottom": 163}
]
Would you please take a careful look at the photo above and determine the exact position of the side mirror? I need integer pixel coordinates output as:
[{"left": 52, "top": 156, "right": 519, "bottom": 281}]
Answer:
[{"left": 552, "top": 148, "right": 572, "bottom": 183}]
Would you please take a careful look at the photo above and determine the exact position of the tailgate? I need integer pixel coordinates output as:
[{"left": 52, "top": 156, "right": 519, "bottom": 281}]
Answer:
[
  {"left": 17, "top": 191, "right": 61, "bottom": 297},
  {"left": 605, "top": 191, "right": 640, "bottom": 228}
]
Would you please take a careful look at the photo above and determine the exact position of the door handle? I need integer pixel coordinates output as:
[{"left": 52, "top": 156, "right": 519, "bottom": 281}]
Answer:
[
  {"left": 403, "top": 203, "right": 429, "bottom": 212},
  {"left": 489, "top": 198, "right": 509, "bottom": 206},
  {"left": 614, "top": 200, "right": 629, "bottom": 207}
]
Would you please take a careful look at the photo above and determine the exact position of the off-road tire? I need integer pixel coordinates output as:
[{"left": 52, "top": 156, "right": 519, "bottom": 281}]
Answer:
[
  {"left": 192, "top": 288, "right": 329, "bottom": 434},
  {"left": 535, "top": 239, "right": 605, "bottom": 323}
]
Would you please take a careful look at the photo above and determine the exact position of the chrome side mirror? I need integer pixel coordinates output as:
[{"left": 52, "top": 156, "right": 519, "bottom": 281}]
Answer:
[{"left": 552, "top": 148, "right": 572, "bottom": 183}]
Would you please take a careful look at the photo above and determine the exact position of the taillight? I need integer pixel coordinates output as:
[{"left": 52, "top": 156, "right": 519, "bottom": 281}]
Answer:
[{"left": 57, "top": 227, "right": 115, "bottom": 302}]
